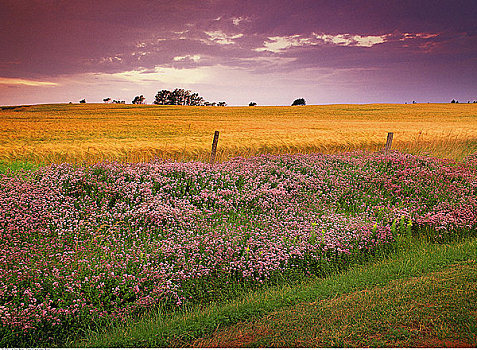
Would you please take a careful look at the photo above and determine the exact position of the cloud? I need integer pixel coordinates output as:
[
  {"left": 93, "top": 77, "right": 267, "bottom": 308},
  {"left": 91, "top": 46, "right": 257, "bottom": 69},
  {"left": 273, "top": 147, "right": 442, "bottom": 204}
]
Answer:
[
  {"left": 232, "top": 16, "right": 247, "bottom": 26},
  {"left": 204, "top": 30, "right": 244, "bottom": 45},
  {"left": 0, "top": 0, "right": 475, "bottom": 105},
  {"left": 255, "top": 35, "right": 313, "bottom": 52},
  {"left": 400, "top": 33, "right": 440, "bottom": 40},
  {"left": 255, "top": 33, "right": 389, "bottom": 53},
  {"left": 98, "top": 66, "right": 211, "bottom": 85},
  {"left": 0, "top": 77, "right": 59, "bottom": 87},
  {"left": 98, "top": 56, "right": 124, "bottom": 64},
  {"left": 313, "top": 33, "right": 387, "bottom": 47},
  {"left": 173, "top": 55, "right": 201, "bottom": 62}
]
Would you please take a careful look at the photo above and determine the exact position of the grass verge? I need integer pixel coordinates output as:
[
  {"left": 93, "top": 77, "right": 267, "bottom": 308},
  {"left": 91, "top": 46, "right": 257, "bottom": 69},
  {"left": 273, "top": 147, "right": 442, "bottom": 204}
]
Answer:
[
  {"left": 193, "top": 260, "right": 476, "bottom": 347},
  {"left": 0, "top": 160, "right": 42, "bottom": 174},
  {"left": 74, "top": 237, "right": 477, "bottom": 348}
]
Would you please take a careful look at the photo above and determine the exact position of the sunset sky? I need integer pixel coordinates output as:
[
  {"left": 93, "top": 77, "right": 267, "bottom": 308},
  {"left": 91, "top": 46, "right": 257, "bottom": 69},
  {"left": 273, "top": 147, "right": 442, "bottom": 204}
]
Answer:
[{"left": 1, "top": 0, "right": 476, "bottom": 106}]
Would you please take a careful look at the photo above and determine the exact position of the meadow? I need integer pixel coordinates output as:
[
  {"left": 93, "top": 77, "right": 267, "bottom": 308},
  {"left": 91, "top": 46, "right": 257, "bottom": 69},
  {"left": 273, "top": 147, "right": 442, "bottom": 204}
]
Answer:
[
  {"left": 0, "top": 103, "right": 476, "bottom": 346},
  {"left": 1, "top": 103, "right": 476, "bottom": 165},
  {"left": 1, "top": 150, "right": 477, "bottom": 346}
]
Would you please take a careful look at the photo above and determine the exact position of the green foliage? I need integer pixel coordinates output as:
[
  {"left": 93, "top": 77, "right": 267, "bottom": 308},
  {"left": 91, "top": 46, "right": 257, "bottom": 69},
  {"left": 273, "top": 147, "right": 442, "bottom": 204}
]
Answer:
[
  {"left": 153, "top": 88, "right": 213, "bottom": 106},
  {"left": 0, "top": 160, "right": 41, "bottom": 174},
  {"left": 3, "top": 151, "right": 477, "bottom": 347},
  {"left": 291, "top": 98, "right": 306, "bottom": 106},
  {"left": 75, "top": 236, "right": 477, "bottom": 347}
]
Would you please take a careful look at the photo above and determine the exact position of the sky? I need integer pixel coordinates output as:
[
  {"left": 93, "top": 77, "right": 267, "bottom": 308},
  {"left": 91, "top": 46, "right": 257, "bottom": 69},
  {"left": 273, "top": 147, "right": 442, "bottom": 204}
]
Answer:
[{"left": 0, "top": 0, "right": 476, "bottom": 106}]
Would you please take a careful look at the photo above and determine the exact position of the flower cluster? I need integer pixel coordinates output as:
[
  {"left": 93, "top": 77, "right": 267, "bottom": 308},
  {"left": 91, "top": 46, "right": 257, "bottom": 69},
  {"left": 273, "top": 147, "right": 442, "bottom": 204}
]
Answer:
[{"left": 0, "top": 151, "right": 475, "bottom": 344}]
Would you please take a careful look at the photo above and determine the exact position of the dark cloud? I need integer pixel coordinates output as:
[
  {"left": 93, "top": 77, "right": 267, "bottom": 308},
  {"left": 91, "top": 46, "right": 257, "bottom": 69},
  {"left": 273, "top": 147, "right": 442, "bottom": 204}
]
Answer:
[{"left": 0, "top": 0, "right": 476, "bottom": 104}]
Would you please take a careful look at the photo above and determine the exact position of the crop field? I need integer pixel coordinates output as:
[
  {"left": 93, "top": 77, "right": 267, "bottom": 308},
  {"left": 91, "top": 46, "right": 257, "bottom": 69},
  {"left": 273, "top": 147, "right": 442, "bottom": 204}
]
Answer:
[
  {"left": 1, "top": 103, "right": 476, "bottom": 165},
  {"left": 1, "top": 150, "right": 477, "bottom": 346}
]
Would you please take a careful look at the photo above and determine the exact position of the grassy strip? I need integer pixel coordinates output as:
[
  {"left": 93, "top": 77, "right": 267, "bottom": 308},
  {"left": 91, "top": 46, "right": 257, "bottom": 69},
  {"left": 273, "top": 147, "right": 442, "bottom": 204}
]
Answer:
[
  {"left": 192, "top": 260, "right": 477, "bottom": 347},
  {"left": 0, "top": 160, "right": 41, "bottom": 174},
  {"left": 74, "top": 237, "right": 477, "bottom": 348}
]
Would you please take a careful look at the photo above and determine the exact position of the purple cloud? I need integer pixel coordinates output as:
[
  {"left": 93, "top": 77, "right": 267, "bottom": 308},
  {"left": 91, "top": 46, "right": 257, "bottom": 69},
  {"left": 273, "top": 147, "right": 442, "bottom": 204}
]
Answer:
[{"left": 0, "top": 0, "right": 476, "bottom": 105}]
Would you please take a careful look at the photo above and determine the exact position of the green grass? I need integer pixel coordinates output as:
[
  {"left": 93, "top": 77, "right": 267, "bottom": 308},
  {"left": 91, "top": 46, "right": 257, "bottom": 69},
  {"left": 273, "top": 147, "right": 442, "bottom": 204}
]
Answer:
[
  {"left": 73, "top": 236, "right": 477, "bottom": 348},
  {"left": 0, "top": 160, "right": 42, "bottom": 174},
  {"left": 193, "top": 260, "right": 477, "bottom": 348}
]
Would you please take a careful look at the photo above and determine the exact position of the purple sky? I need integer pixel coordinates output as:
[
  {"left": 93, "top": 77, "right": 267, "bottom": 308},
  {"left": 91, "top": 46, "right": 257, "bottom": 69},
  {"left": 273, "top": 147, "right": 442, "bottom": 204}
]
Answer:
[{"left": 1, "top": 0, "right": 476, "bottom": 106}]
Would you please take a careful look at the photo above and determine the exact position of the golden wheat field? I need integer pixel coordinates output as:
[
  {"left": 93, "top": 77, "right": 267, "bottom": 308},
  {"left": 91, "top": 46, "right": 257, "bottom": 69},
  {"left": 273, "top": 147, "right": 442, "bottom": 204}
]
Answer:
[{"left": 1, "top": 103, "right": 476, "bottom": 165}]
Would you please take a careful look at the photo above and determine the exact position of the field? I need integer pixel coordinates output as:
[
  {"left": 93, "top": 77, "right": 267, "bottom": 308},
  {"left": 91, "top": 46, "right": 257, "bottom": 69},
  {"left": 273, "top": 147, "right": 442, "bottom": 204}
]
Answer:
[
  {"left": 1, "top": 150, "right": 477, "bottom": 346},
  {"left": 1, "top": 103, "right": 477, "bottom": 165},
  {"left": 1, "top": 103, "right": 477, "bottom": 347}
]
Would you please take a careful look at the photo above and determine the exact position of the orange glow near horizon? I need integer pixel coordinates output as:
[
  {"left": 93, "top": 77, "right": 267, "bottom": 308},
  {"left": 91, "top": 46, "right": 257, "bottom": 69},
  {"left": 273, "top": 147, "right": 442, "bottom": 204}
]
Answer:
[{"left": 0, "top": 77, "right": 59, "bottom": 87}]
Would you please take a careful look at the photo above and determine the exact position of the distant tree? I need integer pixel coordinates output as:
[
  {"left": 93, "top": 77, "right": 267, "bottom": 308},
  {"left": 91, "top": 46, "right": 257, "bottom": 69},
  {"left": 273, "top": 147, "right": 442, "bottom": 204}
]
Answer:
[
  {"left": 291, "top": 98, "right": 306, "bottom": 106},
  {"left": 190, "top": 92, "right": 205, "bottom": 106},
  {"left": 172, "top": 88, "right": 186, "bottom": 105},
  {"left": 249, "top": 102, "right": 257, "bottom": 106},
  {"left": 80, "top": 99, "right": 86, "bottom": 103},
  {"left": 154, "top": 89, "right": 193, "bottom": 105},
  {"left": 103, "top": 98, "right": 111, "bottom": 103},
  {"left": 154, "top": 90, "right": 173, "bottom": 105},
  {"left": 451, "top": 99, "right": 456, "bottom": 103},
  {"left": 153, "top": 88, "right": 222, "bottom": 106},
  {"left": 132, "top": 95, "right": 145, "bottom": 104},
  {"left": 217, "top": 101, "right": 227, "bottom": 106}
]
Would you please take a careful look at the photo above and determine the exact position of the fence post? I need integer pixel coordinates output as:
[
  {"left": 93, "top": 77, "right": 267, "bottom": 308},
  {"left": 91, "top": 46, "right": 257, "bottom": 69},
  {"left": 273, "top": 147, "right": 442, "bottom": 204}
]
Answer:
[
  {"left": 385, "top": 132, "right": 394, "bottom": 155},
  {"left": 210, "top": 131, "right": 220, "bottom": 164}
]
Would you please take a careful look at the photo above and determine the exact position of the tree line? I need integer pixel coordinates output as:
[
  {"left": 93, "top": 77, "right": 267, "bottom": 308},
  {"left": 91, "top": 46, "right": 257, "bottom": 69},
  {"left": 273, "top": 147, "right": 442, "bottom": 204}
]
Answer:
[
  {"left": 84, "top": 89, "right": 309, "bottom": 106},
  {"left": 451, "top": 99, "right": 477, "bottom": 103},
  {"left": 96, "top": 89, "right": 227, "bottom": 106},
  {"left": 153, "top": 89, "right": 226, "bottom": 106}
]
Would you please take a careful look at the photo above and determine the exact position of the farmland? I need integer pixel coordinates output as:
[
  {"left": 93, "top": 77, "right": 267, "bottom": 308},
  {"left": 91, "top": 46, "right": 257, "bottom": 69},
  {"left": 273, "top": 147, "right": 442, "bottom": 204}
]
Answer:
[
  {"left": 0, "top": 103, "right": 476, "bottom": 346},
  {"left": 1, "top": 103, "right": 476, "bottom": 165}
]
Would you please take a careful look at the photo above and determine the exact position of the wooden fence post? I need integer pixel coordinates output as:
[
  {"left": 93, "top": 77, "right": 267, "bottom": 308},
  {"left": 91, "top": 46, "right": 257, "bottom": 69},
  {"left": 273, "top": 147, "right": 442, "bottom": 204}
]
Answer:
[
  {"left": 210, "top": 131, "right": 220, "bottom": 164},
  {"left": 385, "top": 132, "right": 394, "bottom": 155}
]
